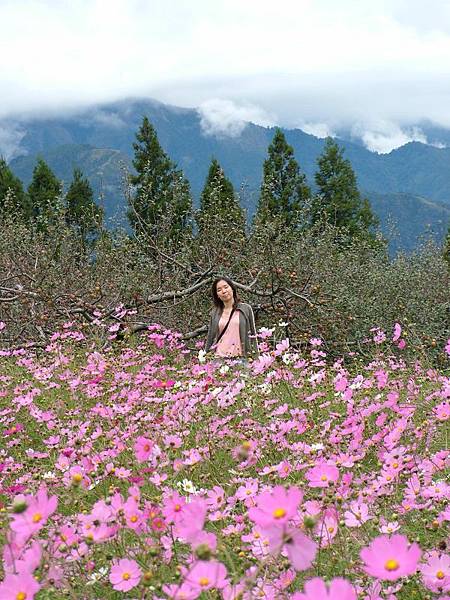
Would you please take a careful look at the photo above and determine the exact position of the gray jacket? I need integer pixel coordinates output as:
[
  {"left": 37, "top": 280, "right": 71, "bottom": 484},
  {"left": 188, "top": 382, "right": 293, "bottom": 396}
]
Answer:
[{"left": 205, "top": 302, "right": 259, "bottom": 357}]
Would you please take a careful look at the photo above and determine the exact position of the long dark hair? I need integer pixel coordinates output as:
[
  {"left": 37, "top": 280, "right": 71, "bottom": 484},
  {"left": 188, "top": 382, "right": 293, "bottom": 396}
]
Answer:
[{"left": 211, "top": 276, "right": 239, "bottom": 309}]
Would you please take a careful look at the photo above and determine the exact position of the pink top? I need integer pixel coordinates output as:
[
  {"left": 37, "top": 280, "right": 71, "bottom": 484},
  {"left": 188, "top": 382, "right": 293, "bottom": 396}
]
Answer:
[{"left": 215, "top": 310, "right": 242, "bottom": 357}]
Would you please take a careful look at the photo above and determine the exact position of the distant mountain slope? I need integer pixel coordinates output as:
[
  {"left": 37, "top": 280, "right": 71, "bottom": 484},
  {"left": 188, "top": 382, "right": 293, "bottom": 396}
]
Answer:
[
  {"left": 10, "top": 144, "right": 130, "bottom": 223},
  {"left": 367, "top": 191, "right": 450, "bottom": 254},
  {"left": 4, "top": 97, "right": 450, "bottom": 250}
]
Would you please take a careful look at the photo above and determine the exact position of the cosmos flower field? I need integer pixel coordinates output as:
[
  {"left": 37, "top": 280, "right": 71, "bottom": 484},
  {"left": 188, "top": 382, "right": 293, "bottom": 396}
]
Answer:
[{"left": 0, "top": 321, "right": 449, "bottom": 599}]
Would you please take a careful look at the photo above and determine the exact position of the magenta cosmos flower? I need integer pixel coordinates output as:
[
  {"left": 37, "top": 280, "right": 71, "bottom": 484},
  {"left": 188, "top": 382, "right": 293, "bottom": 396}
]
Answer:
[
  {"left": 248, "top": 485, "right": 302, "bottom": 528},
  {"left": 109, "top": 558, "right": 142, "bottom": 592},
  {"left": 134, "top": 436, "right": 154, "bottom": 463},
  {"left": 0, "top": 571, "right": 41, "bottom": 600},
  {"left": 291, "top": 577, "right": 357, "bottom": 599},
  {"left": 305, "top": 464, "right": 339, "bottom": 488},
  {"left": 360, "top": 534, "right": 421, "bottom": 581}
]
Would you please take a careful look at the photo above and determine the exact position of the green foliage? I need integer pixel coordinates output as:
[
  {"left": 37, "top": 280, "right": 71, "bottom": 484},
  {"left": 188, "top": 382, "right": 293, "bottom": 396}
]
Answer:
[
  {"left": 444, "top": 225, "right": 450, "bottom": 266},
  {"left": 0, "top": 157, "right": 30, "bottom": 220},
  {"left": 65, "top": 168, "right": 103, "bottom": 245},
  {"left": 28, "top": 158, "right": 62, "bottom": 230},
  {"left": 312, "top": 138, "right": 379, "bottom": 241},
  {"left": 256, "top": 128, "right": 310, "bottom": 228},
  {"left": 127, "top": 116, "right": 192, "bottom": 242},
  {"left": 197, "top": 158, "right": 245, "bottom": 233}
]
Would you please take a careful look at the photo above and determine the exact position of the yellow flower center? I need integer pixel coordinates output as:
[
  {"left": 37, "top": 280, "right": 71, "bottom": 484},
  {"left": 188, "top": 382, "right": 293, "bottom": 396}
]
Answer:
[
  {"left": 32, "top": 513, "right": 42, "bottom": 523},
  {"left": 385, "top": 559, "right": 399, "bottom": 571},
  {"left": 242, "top": 441, "right": 251, "bottom": 450},
  {"left": 72, "top": 473, "right": 83, "bottom": 483},
  {"left": 273, "top": 508, "right": 287, "bottom": 519},
  {"left": 174, "top": 504, "right": 181, "bottom": 512},
  {"left": 436, "top": 570, "right": 445, "bottom": 580},
  {"left": 122, "top": 572, "right": 130, "bottom": 580},
  {"left": 143, "top": 444, "right": 150, "bottom": 451},
  {"left": 320, "top": 475, "right": 328, "bottom": 481},
  {"left": 130, "top": 515, "right": 138, "bottom": 522},
  {"left": 392, "top": 462, "right": 398, "bottom": 468},
  {"left": 199, "top": 577, "right": 209, "bottom": 586},
  {"left": 254, "top": 532, "right": 261, "bottom": 539},
  {"left": 328, "top": 526, "right": 335, "bottom": 533},
  {"left": 16, "top": 593, "right": 27, "bottom": 600}
]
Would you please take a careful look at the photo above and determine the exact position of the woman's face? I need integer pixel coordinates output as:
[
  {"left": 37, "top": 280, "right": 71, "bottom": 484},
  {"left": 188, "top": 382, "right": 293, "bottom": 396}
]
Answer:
[{"left": 216, "top": 280, "right": 234, "bottom": 304}]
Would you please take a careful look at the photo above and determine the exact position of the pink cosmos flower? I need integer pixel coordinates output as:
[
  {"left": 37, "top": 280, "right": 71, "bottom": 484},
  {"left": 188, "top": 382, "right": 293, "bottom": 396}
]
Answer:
[
  {"left": 421, "top": 552, "right": 450, "bottom": 593},
  {"left": 175, "top": 499, "right": 207, "bottom": 543},
  {"left": 379, "top": 520, "right": 400, "bottom": 534},
  {"left": 134, "top": 436, "right": 154, "bottom": 463},
  {"left": 109, "top": 558, "right": 142, "bottom": 592},
  {"left": 206, "top": 485, "right": 225, "bottom": 509},
  {"left": 392, "top": 323, "right": 402, "bottom": 342},
  {"left": 316, "top": 510, "right": 338, "bottom": 547},
  {"left": 162, "top": 491, "right": 187, "bottom": 523},
  {"left": 305, "top": 464, "right": 339, "bottom": 488},
  {"left": 266, "top": 526, "right": 317, "bottom": 571},
  {"left": 10, "top": 487, "right": 57, "bottom": 537},
  {"left": 344, "top": 501, "right": 371, "bottom": 527},
  {"left": 291, "top": 577, "right": 357, "bottom": 599},
  {"left": 0, "top": 571, "right": 41, "bottom": 599},
  {"left": 162, "top": 582, "right": 198, "bottom": 599},
  {"left": 185, "top": 560, "right": 228, "bottom": 592},
  {"left": 248, "top": 485, "right": 302, "bottom": 528},
  {"left": 360, "top": 534, "right": 421, "bottom": 580},
  {"left": 435, "top": 402, "right": 450, "bottom": 421}
]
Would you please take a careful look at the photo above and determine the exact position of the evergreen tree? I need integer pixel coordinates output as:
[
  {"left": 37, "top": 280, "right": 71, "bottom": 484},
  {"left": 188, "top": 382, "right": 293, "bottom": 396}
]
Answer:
[
  {"left": 312, "top": 138, "right": 378, "bottom": 239},
  {"left": 444, "top": 226, "right": 450, "bottom": 266},
  {"left": 0, "top": 158, "right": 30, "bottom": 219},
  {"left": 128, "top": 116, "right": 192, "bottom": 241},
  {"left": 255, "top": 128, "right": 310, "bottom": 227},
  {"left": 28, "top": 158, "right": 62, "bottom": 230},
  {"left": 65, "top": 168, "right": 103, "bottom": 245},
  {"left": 197, "top": 158, "right": 245, "bottom": 235}
]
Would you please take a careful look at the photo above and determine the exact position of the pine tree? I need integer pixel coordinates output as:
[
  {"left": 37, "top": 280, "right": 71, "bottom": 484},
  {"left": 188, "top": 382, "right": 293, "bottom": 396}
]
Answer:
[
  {"left": 312, "top": 138, "right": 378, "bottom": 239},
  {"left": 65, "top": 168, "right": 103, "bottom": 245},
  {"left": 28, "top": 158, "right": 62, "bottom": 230},
  {"left": 0, "top": 158, "right": 30, "bottom": 219},
  {"left": 444, "top": 225, "right": 450, "bottom": 265},
  {"left": 197, "top": 158, "right": 245, "bottom": 235},
  {"left": 255, "top": 128, "right": 310, "bottom": 227},
  {"left": 127, "top": 116, "right": 192, "bottom": 242}
]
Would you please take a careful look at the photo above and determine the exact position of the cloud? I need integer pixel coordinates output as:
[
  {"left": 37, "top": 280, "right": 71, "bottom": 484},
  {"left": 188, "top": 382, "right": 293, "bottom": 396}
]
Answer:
[
  {"left": 198, "top": 99, "right": 275, "bottom": 137},
  {"left": 88, "top": 110, "right": 127, "bottom": 129},
  {"left": 298, "top": 122, "right": 335, "bottom": 139},
  {"left": 0, "top": 123, "right": 27, "bottom": 161},
  {"left": 0, "top": 0, "right": 449, "bottom": 152},
  {"left": 350, "top": 121, "right": 428, "bottom": 153}
]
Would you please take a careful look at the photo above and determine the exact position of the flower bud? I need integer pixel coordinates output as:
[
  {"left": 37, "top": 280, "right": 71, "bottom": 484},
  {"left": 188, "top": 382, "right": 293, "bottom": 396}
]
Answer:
[
  {"left": 195, "top": 544, "right": 213, "bottom": 560},
  {"left": 11, "top": 499, "right": 28, "bottom": 514}
]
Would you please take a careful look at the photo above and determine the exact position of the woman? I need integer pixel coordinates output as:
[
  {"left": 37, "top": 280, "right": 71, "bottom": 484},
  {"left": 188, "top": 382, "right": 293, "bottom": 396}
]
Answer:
[{"left": 205, "top": 276, "right": 259, "bottom": 359}]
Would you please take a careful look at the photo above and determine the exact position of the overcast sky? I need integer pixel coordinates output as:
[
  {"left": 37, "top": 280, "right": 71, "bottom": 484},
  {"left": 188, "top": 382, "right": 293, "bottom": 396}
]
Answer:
[{"left": 1, "top": 0, "right": 450, "bottom": 152}]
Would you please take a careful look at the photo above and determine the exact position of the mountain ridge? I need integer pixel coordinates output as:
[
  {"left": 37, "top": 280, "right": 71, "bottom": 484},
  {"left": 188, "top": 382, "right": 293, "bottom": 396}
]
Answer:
[{"left": 2, "top": 97, "right": 450, "bottom": 251}]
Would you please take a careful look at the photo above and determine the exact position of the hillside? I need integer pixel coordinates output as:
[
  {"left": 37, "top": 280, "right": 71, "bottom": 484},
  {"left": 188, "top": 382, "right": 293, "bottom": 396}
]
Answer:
[{"left": 4, "top": 97, "right": 450, "bottom": 249}]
